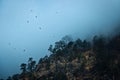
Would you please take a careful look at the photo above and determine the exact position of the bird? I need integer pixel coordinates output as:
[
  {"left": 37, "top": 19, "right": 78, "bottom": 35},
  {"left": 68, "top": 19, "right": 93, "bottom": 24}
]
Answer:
[
  {"left": 56, "top": 11, "right": 58, "bottom": 14},
  {"left": 23, "top": 49, "right": 26, "bottom": 52},
  {"left": 27, "top": 20, "right": 29, "bottom": 23},
  {"left": 35, "top": 16, "right": 37, "bottom": 18},
  {"left": 39, "top": 27, "right": 41, "bottom": 30},
  {"left": 14, "top": 48, "right": 16, "bottom": 50},
  {"left": 30, "top": 9, "right": 33, "bottom": 12},
  {"left": 56, "top": 11, "right": 59, "bottom": 14}
]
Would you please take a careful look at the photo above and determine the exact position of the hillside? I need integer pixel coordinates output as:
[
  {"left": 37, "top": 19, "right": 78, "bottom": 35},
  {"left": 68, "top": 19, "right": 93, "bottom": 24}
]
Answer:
[{"left": 3, "top": 34, "right": 120, "bottom": 80}]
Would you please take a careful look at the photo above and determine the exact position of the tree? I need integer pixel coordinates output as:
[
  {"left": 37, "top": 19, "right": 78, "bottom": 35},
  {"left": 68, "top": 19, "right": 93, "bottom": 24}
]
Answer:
[
  {"left": 12, "top": 74, "right": 19, "bottom": 80},
  {"left": 20, "top": 63, "right": 27, "bottom": 74},
  {"left": 28, "top": 57, "right": 33, "bottom": 63},
  {"left": 48, "top": 45, "right": 53, "bottom": 53},
  {"left": 55, "top": 41, "right": 66, "bottom": 51},
  {"left": 28, "top": 57, "right": 36, "bottom": 72},
  {"left": 82, "top": 40, "right": 91, "bottom": 51},
  {"left": 67, "top": 41, "right": 74, "bottom": 49},
  {"left": 48, "top": 41, "right": 65, "bottom": 55},
  {"left": 54, "top": 71, "right": 67, "bottom": 80},
  {"left": 92, "top": 35, "right": 106, "bottom": 53},
  {"left": 6, "top": 76, "right": 12, "bottom": 80},
  {"left": 38, "top": 58, "right": 43, "bottom": 64},
  {"left": 62, "top": 35, "right": 73, "bottom": 44}
]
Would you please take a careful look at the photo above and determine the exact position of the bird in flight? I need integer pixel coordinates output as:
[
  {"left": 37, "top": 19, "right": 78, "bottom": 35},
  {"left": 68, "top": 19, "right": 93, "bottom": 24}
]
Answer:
[
  {"left": 8, "top": 42, "right": 11, "bottom": 46},
  {"left": 14, "top": 48, "right": 16, "bottom": 50},
  {"left": 27, "top": 20, "right": 29, "bottom": 23},
  {"left": 35, "top": 16, "right": 37, "bottom": 18},
  {"left": 23, "top": 49, "right": 26, "bottom": 52},
  {"left": 30, "top": 9, "right": 33, "bottom": 12},
  {"left": 39, "top": 27, "right": 41, "bottom": 30}
]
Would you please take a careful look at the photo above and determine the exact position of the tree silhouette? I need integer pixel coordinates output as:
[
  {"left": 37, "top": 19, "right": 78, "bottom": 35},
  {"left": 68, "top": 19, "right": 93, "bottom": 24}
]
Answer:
[
  {"left": 20, "top": 63, "right": 27, "bottom": 74},
  {"left": 12, "top": 74, "right": 19, "bottom": 80},
  {"left": 5, "top": 33, "right": 120, "bottom": 80},
  {"left": 28, "top": 57, "right": 36, "bottom": 72},
  {"left": 6, "top": 76, "right": 12, "bottom": 80},
  {"left": 54, "top": 71, "right": 67, "bottom": 80},
  {"left": 48, "top": 45, "right": 53, "bottom": 53},
  {"left": 61, "top": 35, "right": 73, "bottom": 44}
]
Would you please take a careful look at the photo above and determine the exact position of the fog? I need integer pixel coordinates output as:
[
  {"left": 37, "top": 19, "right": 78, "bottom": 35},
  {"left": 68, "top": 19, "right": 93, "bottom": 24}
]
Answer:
[{"left": 0, "top": 0, "right": 120, "bottom": 79}]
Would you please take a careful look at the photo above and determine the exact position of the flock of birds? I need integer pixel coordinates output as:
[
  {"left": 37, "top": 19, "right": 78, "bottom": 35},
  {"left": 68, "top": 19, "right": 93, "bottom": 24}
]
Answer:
[
  {"left": 8, "top": 9, "right": 59, "bottom": 53},
  {"left": 27, "top": 10, "right": 41, "bottom": 30},
  {"left": 8, "top": 42, "right": 26, "bottom": 53}
]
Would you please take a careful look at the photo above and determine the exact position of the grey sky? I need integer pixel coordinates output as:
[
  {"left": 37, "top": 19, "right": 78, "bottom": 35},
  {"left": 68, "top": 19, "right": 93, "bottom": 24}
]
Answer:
[{"left": 0, "top": 0, "right": 120, "bottom": 79}]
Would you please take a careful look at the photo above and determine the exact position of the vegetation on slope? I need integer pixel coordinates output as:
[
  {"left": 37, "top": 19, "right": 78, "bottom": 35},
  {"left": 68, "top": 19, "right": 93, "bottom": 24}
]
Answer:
[{"left": 1, "top": 34, "right": 120, "bottom": 80}]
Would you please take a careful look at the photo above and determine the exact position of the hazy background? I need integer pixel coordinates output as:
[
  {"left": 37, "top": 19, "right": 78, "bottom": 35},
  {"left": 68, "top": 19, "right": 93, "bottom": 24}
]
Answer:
[{"left": 0, "top": 0, "right": 120, "bottom": 79}]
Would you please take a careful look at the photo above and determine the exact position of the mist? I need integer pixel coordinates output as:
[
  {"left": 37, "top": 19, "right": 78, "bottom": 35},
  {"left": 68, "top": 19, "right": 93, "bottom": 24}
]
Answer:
[{"left": 0, "top": 0, "right": 120, "bottom": 79}]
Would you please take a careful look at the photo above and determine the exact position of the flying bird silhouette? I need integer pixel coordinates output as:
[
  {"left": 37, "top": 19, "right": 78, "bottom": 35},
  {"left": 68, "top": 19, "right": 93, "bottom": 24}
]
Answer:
[
  {"left": 27, "top": 20, "right": 29, "bottom": 23},
  {"left": 30, "top": 9, "right": 33, "bottom": 12},
  {"left": 56, "top": 11, "right": 58, "bottom": 14},
  {"left": 56, "top": 11, "right": 59, "bottom": 14},
  {"left": 23, "top": 49, "right": 26, "bottom": 52},
  {"left": 14, "top": 48, "right": 16, "bottom": 50},
  {"left": 35, "top": 16, "right": 37, "bottom": 18},
  {"left": 39, "top": 27, "right": 41, "bottom": 30}
]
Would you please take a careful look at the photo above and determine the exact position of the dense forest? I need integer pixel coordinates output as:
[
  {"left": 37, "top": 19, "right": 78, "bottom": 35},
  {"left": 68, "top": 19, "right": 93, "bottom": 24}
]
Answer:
[{"left": 1, "top": 33, "right": 120, "bottom": 80}]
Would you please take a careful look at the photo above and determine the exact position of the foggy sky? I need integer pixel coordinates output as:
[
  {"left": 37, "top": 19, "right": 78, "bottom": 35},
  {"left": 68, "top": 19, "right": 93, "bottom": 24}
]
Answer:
[{"left": 0, "top": 0, "right": 120, "bottom": 79}]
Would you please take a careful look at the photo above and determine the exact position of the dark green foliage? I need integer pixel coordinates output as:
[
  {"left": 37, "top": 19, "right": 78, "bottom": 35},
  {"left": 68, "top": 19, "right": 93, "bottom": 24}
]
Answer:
[
  {"left": 19, "top": 58, "right": 37, "bottom": 80},
  {"left": 38, "top": 58, "right": 43, "bottom": 64},
  {"left": 28, "top": 57, "right": 36, "bottom": 72},
  {"left": 48, "top": 45, "right": 53, "bottom": 54},
  {"left": 92, "top": 34, "right": 120, "bottom": 80},
  {"left": 108, "top": 34, "right": 120, "bottom": 51},
  {"left": 12, "top": 74, "right": 19, "bottom": 80},
  {"left": 5, "top": 34, "right": 120, "bottom": 80},
  {"left": 67, "top": 41, "right": 74, "bottom": 47},
  {"left": 54, "top": 71, "right": 67, "bottom": 80},
  {"left": 6, "top": 76, "right": 12, "bottom": 80},
  {"left": 20, "top": 63, "right": 27, "bottom": 74},
  {"left": 61, "top": 35, "right": 73, "bottom": 44}
]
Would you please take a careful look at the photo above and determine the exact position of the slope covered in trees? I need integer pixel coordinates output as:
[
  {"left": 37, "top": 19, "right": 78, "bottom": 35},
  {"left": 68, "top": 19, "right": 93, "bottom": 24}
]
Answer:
[{"left": 1, "top": 33, "right": 120, "bottom": 80}]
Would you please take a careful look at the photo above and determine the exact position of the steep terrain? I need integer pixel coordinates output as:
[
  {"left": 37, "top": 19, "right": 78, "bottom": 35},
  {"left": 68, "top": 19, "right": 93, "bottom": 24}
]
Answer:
[{"left": 3, "top": 34, "right": 120, "bottom": 80}]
